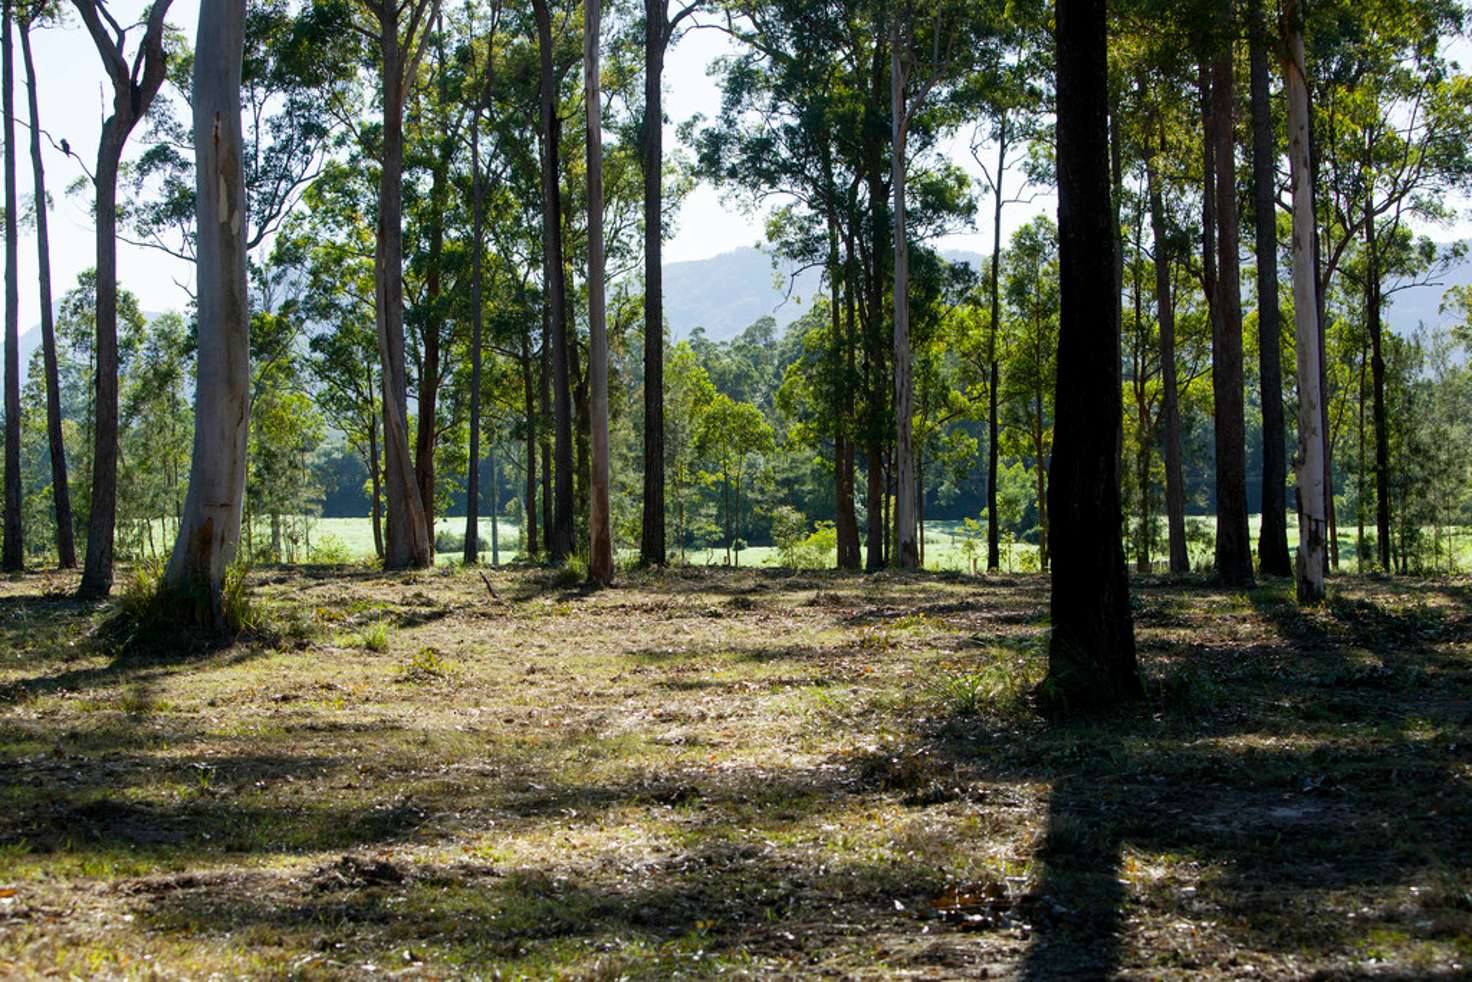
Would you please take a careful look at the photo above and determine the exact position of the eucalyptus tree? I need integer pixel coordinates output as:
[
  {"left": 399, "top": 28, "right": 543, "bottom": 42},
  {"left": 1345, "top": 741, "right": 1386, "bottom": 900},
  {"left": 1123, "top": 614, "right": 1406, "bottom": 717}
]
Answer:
[
  {"left": 164, "top": 0, "right": 249, "bottom": 626},
  {"left": 349, "top": 0, "right": 440, "bottom": 570},
  {"left": 1310, "top": 0, "right": 1471, "bottom": 572},
  {"left": 70, "top": 0, "right": 173, "bottom": 599},
  {"left": 530, "top": 0, "right": 576, "bottom": 563},
  {"left": 696, "top": 0, "right": 866, "bottom": 569},
  {"left": 1283, "top": 0, "right": 1327, "bottom": 601},
  {"left": 585, "top": 0, "right": 613, "bottom": 583},
  {"left": 3, "top": 0, "right": 22, "bottom": 572},
  {"left": 640, "top": 0, "right": 704, "bottom": 567},
  {"left": 1247, "top": 0, "right": 1290, "bottom": 576},
  {"left": 17, "top": 1, "right": 72, "bottom": 568},
  {"left": 1043, "top": 0, "right": 1139, "bottom": 712},
  {"left": 887, "top": 0, "right": 1003, "bottom": 569},
  {"left": 1205, "top": 1, "right": 1253, "bottom": 588},
  {"left": 969, "top": 29, "right": 1048, "bottom": 573}
]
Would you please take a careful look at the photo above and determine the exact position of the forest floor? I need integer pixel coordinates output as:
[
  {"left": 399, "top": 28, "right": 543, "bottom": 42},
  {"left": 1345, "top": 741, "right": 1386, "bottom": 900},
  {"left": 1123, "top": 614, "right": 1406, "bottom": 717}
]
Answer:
[{"left": 0, "top": 564, "right": 1469, "bottom": 979}]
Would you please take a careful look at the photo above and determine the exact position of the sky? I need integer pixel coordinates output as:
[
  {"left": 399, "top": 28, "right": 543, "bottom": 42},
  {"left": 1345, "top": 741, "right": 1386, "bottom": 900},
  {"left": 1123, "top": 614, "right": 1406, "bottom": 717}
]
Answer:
[{"left": 14, "top": 2, "right": 1470, "bottom": 335}]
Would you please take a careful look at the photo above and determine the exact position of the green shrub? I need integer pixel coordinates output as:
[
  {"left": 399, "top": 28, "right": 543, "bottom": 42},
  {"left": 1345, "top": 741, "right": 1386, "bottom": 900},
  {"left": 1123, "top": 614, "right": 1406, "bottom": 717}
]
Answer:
[
  {"left": 772, "top": 506, "right": 836, "bottom": 570},
  {"left": 307, "top": 534, "right": 353, "bottom": 564},
  {"left": 435, "top": 529, "right": 489, "bottom": 555}
]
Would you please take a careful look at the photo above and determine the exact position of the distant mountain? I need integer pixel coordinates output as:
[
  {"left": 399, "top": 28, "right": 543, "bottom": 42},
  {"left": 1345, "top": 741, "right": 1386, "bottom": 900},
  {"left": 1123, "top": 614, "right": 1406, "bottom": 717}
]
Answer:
[
  {"left": 662, "top": 246, "right": 989, "bottom": 342},
  {"left": 662, "top": 247, "right": 819, "bottom": 341}
]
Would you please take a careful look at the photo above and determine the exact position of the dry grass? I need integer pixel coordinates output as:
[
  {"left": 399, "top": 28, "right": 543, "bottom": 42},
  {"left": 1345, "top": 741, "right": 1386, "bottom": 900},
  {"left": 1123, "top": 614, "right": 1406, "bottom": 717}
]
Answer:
[{"left": 0, "top": 564, "right": 1469, "bottom": 978}]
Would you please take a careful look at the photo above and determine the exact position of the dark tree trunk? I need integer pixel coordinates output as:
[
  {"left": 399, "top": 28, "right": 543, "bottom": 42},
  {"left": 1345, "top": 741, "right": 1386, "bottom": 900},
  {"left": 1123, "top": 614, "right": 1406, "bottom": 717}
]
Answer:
[
  {"left": 1146, "top": 122, "right": 1189, "bottom": 574},
  {"left": 74, "top": 0, "right": 178, "bottom": 596},
  {"left": 862, "top": 50, "right": 889, "bottom": 573},
  {"left": 532, "top": 0, "right": 575, "bottom": 563},
  {"left": 1209, "top": 47, "right": 1255, "bottom": 587},
  {"left": 640, "top": 0, "right": 667, "bottom": 567},
  {"left": 464, "top": 101, "right": 483, "bottom": 566},
  {"left": 369, "top": 392, "right": 384, "bottom": 560},
  {"left": 539, "top": 314, "right": 552, "bottom": 557},
  {"left": 1249, "top": 0, "right": 1291, "bottom": 577},
  {"left": 1044, "top": 0, "right": 1140, "bottom": 713},
  {"left": 19, "top": 20, "right": 72, "bottom": 568},
  {"left": 1365, "top": 214, "right": 1391, "bottom": 571},
  {"left": 2, "top": 0, "right": 21, "bottom": 572},
  {"left": 520, "top": 330, "right": 539, "bottom": 560}
]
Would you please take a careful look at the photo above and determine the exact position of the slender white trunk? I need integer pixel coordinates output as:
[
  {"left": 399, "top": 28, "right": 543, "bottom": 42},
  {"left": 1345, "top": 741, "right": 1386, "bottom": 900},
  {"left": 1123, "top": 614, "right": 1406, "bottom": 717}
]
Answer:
[
  {"left": 165, "top": 0, "right": 248, "bottom": 623},
  {"left": 586, "top": 0, "right": 613, "bottom": 583},
  {"left": 1284, "top": 5, "right": 1326, "bottom": 602}
]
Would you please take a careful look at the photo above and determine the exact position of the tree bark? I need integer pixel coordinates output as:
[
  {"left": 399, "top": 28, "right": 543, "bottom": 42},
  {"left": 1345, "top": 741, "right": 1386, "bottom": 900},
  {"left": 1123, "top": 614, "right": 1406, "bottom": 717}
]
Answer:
[
  {"left": 889, "top": 25, "right": 917, "bottom": 570},
  {"left": 532, "top": 0, "right": 575, "bottom": 563},
  {"left": 1209, "top": 45, "right": 1255, "bottom": 588},
  {"left": 1044, "top": 0, "right": 1140, "bottom": 713},
  {"left": 520, "top": 329, "right": 539, "bottom": 560},
  {"left": 2, "top": 0, "right": 21, "bottom": 572},
  {"left": 73, "top": 0, "right": 173, "bottom": 599},
  {"left": 640, "top": 0, "right": 667, "bottom": 567},
  {"left": 19, "top": 18, "right": 72, "bottom": 568},
  {"left": 986, "top": 122, "right": 1005, "bottom": 573},
  {"left": 465, "top": 100, "right": 484, "bottom": 566},
  {"left": 1249, "top": 0, "right": 1291, "bottom": 577},
  {"left": 1365, "top": 211, "right": 1391, "bottom": 572},
  {"left": 585, "top": 0, "right": 613, "bottom": 584},
  {"left": 164, "top": 0, "right": 249, "bottom": 626},
  {"left": 1146, "top": 121, "right": 1189, "bottom": 574},
  {"left": 373, "top": 2, "right": 433, "bottom": 570},
  {"left": 1283, "top": 6, "right": 1326, "bottom": 602}
]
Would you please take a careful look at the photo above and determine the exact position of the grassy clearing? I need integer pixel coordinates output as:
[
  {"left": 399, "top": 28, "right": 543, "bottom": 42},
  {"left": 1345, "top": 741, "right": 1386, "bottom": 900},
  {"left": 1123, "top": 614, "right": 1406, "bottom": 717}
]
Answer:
[{"left": 0, "top": 564, "right": 1469, "bottom": 978}]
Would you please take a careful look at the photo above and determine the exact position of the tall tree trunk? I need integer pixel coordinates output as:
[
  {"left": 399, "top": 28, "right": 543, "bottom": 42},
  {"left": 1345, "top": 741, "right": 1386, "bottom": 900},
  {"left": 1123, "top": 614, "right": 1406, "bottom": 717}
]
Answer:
[
  {"left": 73, "top": 0, "right": 173, "bottom": 599},
  {"left": 374, "top": 6, "right": 432, "bottom": 570},
  {"left": 1209, "top": 45, "right": 1255, "bottom": 587},
  {"left": 1306, "top": 83, "right": 1335, "bottom": 574},
  {"left": 369, "top": 400, "right": 384, "bottom": 559},
  {"left": 1283, "top": 5, "right": 1326, "bottom": 601},
  {"left": 828, "top": 205, "right": 860, "bottom": 570},
  {"left": 889, "top": 26, "right": 917, "bottom": 570},
  {"left": 1044, "top": 0, "right": 1140, "bottom": 713},
  {"left": 986, "top": 122, "right": 1006, "bottom": 573},
  {"left": 640, "top": 0, "right": 667, "bottom": 567},
  {"left": 490, "top": 448, "right": 499, "bottom": 565},
  {"left": 520, "top": 330, "right": 539, "bottom": 559},
  {"left": 539, "top": 317, "right": 552, "bottom": 557},
  {"left": 20, "top": 20, "right": 73, "bottom": 568},
  {"left": 1249, "top": 0, "right": 1291, "bottom": 577},
  {"left": 862, "top": 54, "right": 889, "bottom": 573},
  {"left": 464, "top": 102, "right": 484, "bottom": 566},
  {"left": 2, "top": 0, "right": 20, "bottom": 572},
  {"left": 164, "top": 0, "right": 248, "bottom": 625},
  {"left": 1365, "top": 212, "right": 1391, "bottom": 572},
  {"left": 585, "top": 0, "right": 613, "bottom": 584},
  {"left": 532, "top": 0, "right": 575, "bottom": 563}
]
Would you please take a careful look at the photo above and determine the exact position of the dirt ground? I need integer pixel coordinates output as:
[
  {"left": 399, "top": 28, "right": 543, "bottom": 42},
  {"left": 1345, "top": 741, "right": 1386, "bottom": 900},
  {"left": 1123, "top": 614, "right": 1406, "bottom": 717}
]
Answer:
[{"left": 0, "top": 563, "right": 1469, "bottom": 979}]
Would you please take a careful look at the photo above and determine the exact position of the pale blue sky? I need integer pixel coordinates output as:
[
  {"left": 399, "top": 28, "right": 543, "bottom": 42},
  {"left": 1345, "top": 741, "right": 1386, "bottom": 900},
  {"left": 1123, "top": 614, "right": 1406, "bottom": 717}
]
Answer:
[{"left": 16, "top": 1, "right": 1468, "bottom": 332}]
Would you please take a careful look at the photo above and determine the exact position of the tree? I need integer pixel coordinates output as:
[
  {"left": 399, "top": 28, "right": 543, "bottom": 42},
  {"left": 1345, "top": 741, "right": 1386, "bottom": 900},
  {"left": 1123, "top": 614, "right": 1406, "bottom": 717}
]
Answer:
[
  {"left": 3, "top": 0, "right": 21, "bottom": 572},
  {"left": 352, "top": 0, "right": 437, "bottom": 570},
  {"left": 1248, "top": 0, "right": 1290, "bottom": 577},
  {"left": 1285, "top": 0, "right": 1326, "bottom": 601},
  {"left": 1207, "top": 11, "right": 1254, "bottom": 588},
  {"left": 640, "top": 0, "right": 702, "bottom": 567},
  {"left": 585, "top": 0, "right": 613, "bottom": 583},
  {"left": 71, "top": 0, "right": 173, "bottom": 599},
  {"left": 18, "top": 3, "right": 73, "bottom": 568},
  {"left": 531, "top": 0, "right": 575, "bottom": 563},
  {"left": 1041, "top": 0, "right": 1140, "bottom": 713},
  {"left": 696, "top": 393, "right": 773, "bottom": 568},
  {"left": 163, "top": 0, "right": 249, "bottom": 627}
]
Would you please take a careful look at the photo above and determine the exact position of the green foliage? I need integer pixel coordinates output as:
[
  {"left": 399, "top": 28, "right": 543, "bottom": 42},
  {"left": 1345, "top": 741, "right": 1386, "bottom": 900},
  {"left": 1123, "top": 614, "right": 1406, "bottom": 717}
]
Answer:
[{"left": 771, "top": 506, "right": 837, "bottom": 570}]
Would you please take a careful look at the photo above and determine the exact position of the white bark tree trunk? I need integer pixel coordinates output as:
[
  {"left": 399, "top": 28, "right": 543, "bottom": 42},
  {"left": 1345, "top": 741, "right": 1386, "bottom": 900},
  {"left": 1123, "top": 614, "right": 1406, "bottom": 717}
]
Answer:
[
  {"left": 165, "top": 0, "right": 249, "bottom": 625},
  {"left": 1284, "top": 3, "right": 1327, "bottom": 603},
  {"left": 586, "top": 0, "right": 613, "bottom": 583}
]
